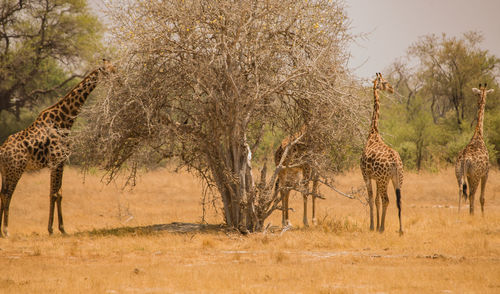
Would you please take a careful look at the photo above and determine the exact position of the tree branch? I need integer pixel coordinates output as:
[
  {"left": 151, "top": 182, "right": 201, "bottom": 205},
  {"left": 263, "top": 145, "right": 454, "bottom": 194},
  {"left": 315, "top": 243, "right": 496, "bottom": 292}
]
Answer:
[{"left": 28, "top": 74, "right": 84, "bottom": 97}]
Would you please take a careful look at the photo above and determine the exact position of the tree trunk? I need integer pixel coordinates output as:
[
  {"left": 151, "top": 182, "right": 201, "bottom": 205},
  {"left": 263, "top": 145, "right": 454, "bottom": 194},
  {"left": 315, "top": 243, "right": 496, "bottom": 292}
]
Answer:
[
  {"left": 416, "top": 138, "right": 423, "bottom": 171},
  {"left": 453, "top": 99, "right": 461, "bottom": 126},
  {"left": 207, "top": 127, "right": 300, "bottom": 232}
]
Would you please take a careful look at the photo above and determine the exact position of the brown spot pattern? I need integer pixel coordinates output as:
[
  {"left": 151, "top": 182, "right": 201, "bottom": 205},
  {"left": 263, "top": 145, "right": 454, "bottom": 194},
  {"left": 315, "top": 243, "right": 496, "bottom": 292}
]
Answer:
[
  {"left": 0, "top": 61, "right": 114, "bottom": 237},
  {"left": 360, "top": 73, "right": 403, "bottom": 234}
]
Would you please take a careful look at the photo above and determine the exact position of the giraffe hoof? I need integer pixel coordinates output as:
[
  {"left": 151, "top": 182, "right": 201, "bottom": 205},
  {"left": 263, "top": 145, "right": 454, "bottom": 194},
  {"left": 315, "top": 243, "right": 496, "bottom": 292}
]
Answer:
[{"left": 399, "top": 230, "right": 404, "bottom": 236}]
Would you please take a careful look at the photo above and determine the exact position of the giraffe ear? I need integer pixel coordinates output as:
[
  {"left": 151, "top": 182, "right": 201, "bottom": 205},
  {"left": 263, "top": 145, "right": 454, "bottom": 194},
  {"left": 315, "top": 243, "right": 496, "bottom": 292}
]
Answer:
[
  {"left": 472, "top": 88, "right": 481, "bottom": 94},
  {"left": 486, "top": 89, "right": 494, "bottom": 94}
]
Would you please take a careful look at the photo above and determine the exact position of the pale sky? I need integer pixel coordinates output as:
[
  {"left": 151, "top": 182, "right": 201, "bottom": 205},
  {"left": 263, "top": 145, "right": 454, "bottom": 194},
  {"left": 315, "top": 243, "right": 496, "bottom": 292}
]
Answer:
[
  {"left": 89, "top": 0, "right": 500, "bottom": 80},
  {"left": 346, "top": 0, "right": 500, "bottom": 79}
]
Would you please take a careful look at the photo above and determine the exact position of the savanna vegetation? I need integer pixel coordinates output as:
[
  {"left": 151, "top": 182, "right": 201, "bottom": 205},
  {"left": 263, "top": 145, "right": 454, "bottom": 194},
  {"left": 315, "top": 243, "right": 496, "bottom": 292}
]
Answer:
[
  {"left": 0, "top": 167, "right": 499, "bottom": 293},
  {"left": 0, "top": 0, "right": 499, "bottom": 291},
  {"left": 75, "top": 0, "right": 366, "bottom": 232},
  {"left": 381, "top": 32, "right": 500, "bottom": 171},
  {"left": 0, "top": 0, "right": 103, "bottom": 142}
]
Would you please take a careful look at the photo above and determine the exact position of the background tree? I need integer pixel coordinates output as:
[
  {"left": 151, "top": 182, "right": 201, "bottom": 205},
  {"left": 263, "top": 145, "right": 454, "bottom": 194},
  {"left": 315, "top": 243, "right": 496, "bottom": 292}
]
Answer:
[
  {"left": 0, "top": 0, "right": 103, "bottom": 141},
  {"left": 382, "top": 32, "right": 500, "bottom": 170},
  {"left": 76, "top": 0, "right": 366, "bottom": 232},
  {"left": 408, "top": 32, "right": 499, "bottom": 126}
]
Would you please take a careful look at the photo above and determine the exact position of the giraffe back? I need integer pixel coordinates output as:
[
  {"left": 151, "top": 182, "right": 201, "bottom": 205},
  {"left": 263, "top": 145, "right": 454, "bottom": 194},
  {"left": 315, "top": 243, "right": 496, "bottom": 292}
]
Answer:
[
  {"left": 0, "top": 122, "right": 70, "bottom": 172},
  {"left": 361, "top": 134, "right": 403, "bottom": 186},
  {"left": 455, "top": 137, "right": 489, "bottom": 181},
  {"left": 274, "top": 130, "right": 312, "bottom": 185}
]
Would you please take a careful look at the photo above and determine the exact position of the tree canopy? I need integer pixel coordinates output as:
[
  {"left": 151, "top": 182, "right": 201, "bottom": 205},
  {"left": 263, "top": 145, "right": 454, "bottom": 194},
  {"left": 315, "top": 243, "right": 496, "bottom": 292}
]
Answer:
[
  {"left": 0, "top": 0, "right": 103, "bottom": 120},
  {"left": 382, "top": 32, "right": 500, "bottom": 170},
  {"left": 76, "top": 0, "right": 367, "bottom": 231},
  {"left": 408, "top": 32, "right": 499, "bottom": 126}
]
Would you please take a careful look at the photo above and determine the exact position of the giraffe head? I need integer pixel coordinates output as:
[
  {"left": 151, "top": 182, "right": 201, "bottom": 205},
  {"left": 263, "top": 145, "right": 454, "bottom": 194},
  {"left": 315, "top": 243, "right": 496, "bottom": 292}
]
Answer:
[
  {"left": 373, "top": 73, "right": 394, "bottom": 93},
  {"left": 98, "top": 59, "right": 116, "bottom": 76},
  {"left": 472, "top": 83, "right": 494, "bottom": 102}
]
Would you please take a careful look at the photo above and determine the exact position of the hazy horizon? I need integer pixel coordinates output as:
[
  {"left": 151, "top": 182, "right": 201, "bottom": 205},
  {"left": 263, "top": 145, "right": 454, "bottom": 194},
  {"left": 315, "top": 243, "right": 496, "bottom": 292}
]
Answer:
[{"left": 347, "top": 0, "right": 500, "bottom": 80}]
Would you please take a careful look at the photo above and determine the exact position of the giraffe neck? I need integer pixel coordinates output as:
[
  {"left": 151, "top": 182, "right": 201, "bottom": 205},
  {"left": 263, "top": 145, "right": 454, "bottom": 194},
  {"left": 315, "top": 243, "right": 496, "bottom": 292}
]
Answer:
[
  {"left": 472, "top": 93, "right": 486, "bottom": 139},
  {"left": 39, "top": 68, "right": 102, "bottom": 129},
  {"left": 370, "top": 88, "right": 380, "bottom": 135}
]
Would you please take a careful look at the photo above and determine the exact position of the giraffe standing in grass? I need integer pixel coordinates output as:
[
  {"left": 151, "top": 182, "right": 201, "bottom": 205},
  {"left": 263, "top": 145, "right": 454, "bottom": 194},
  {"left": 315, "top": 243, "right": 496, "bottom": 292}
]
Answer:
[
  {"left": 0, "top": 60, "right": 115, "bottom": 237},
  {"left": 274, "top": 126, "right": 320, "bottom": 227},
  {"left": 455, "top": 84, "right": 493, "bottom": 215},
  {"left": 360, "top": 73, "right": 403, "bottom": 234}
]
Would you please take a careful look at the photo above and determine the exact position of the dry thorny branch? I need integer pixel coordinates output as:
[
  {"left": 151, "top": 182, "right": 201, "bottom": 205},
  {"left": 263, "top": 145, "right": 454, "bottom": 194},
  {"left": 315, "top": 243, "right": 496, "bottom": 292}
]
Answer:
[{"left": 75, "top": 0, "right": 369, "bottom": 232}]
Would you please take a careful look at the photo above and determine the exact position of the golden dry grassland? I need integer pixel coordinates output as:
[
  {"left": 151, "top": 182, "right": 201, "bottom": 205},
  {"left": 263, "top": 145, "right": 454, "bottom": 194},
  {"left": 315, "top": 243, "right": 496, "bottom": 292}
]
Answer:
[{"left": 0, "top": 167, "right": 499, "bottom": 293}]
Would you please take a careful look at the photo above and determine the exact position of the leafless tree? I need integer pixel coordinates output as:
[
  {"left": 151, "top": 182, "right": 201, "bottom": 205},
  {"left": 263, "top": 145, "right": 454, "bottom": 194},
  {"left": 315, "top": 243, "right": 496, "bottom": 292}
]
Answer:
[{"left": 76, "top": 0, "right": 367, "bottom": 232}]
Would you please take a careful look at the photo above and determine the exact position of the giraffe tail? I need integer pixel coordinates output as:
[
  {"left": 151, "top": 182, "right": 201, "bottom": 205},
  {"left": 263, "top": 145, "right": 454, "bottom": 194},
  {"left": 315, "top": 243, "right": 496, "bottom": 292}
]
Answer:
[
  {"left": 393, "top": 164, "right": 403, "bottom": 234},
  {"left": 396, "top": 188, "right": 401, "bottom": 217},
  {"left": 461, "top": 159, "right": 468, "bottom": 202}
]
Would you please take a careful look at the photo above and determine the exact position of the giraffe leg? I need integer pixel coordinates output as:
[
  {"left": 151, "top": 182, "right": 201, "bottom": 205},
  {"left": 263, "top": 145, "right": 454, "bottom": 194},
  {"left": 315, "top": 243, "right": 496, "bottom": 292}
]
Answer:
[
  {"left": 48, "top": 196, "right": 56, "bottom": 235},
  {"left": 376, "top": 180, "right": 389, "bottom": 233},
  {"left": 281, "top": 189, "right": 291, "bottom": 227},
  {"left": 456, "top": 163, "right": 463, "bottom": 213},
  {"left": 0, "top": 197, "right": 3, "bottom": 237},
  {"left": 311, "top": 178, "right": 319, "bottom": 225},
  {"left": 1, "top": 171, "right": 23, "bottom": 238},
  {"left": 302, "top": 194, "right": 309, "bottom": 227},
  {"left": 457, "top": 177, "right": 463, "bottom": 213},
  {"left": 49, "top": 164, "right": 66, "bottom": 235},
  {"left": 379, "top": 193, "right": 389, "bottom": 232},
  {"left": 285, "top": 190, "right": 291, "bottom": 227},
  {"left": 281, "top": 190, "right": 286, "bottom": 226},
  {"left": 375, "top": 189, "right": 381, "bottom": 231},
  {"left": 1, "top": 196, "right": 12, "bottom": 238},
  {"left": 302, "top": 177, "right": 311, "bottom": 227},
  {"left": 56, "top": 195, "right": 65, "bottom": 234},
  {"left": 467, "top": 177, "right": 479, "bottom": 216},
  {"left": 479, "top": 175, "right": 487, "bottom": 216},
  {"left": 364, "top": 176, "right": 375, "bottom": 231}
]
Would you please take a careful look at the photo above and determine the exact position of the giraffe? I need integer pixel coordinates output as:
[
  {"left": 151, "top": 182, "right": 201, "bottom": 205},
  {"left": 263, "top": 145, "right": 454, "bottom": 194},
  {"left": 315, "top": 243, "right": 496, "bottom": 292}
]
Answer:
[
  {"left": 455, "top": 83, "right": 493, "bottom": 215},
  {"left": 0, "top": 59, "right": 115, "bottom": 237},
  {"left": 360, "top": 73, "right": 403, "bottom": 234},
  {"left": 274, "top": 126, "right": 320, "bottom": 227}
]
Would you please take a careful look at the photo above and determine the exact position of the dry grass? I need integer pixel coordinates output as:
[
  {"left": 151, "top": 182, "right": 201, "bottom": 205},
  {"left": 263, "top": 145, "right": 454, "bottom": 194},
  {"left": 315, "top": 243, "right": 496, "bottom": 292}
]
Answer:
[{"left": 0, "top": 167, "right": 499, "bottom": 293}]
